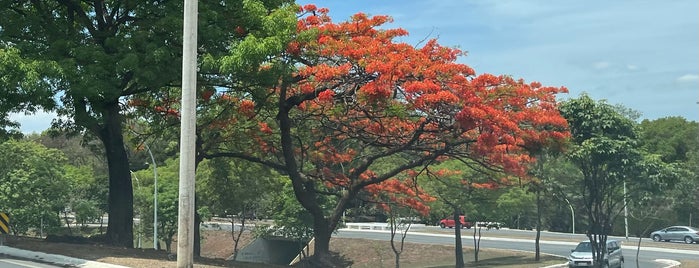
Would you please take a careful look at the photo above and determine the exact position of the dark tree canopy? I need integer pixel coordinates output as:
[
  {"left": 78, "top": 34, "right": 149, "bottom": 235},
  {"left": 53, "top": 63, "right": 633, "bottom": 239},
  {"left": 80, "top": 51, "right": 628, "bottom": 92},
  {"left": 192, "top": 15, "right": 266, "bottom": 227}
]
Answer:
[{"left": 0, "top": 0, "right": 293, "bottom": 247}]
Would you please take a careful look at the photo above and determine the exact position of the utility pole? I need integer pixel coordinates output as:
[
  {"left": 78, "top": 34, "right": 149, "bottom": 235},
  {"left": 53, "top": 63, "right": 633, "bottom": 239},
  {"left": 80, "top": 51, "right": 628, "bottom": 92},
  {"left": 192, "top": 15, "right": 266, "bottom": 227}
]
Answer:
[{"left": 177, "top": 0, "right": 197, "bottom": 267}]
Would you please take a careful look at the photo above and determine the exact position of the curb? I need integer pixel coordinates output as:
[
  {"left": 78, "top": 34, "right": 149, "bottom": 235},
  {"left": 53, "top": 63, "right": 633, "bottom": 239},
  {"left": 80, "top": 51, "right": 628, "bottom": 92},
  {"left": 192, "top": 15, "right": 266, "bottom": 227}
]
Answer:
[{"left": 0, "top": 245, "right": 130, "bottom": 268}]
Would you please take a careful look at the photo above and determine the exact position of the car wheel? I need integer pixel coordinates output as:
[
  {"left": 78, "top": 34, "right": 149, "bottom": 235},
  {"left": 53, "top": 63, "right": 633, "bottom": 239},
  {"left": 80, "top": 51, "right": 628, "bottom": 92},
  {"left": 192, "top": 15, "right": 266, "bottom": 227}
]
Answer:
[
  {"left": 684, "top": 236, "right": 695, "bottom": 244},
  {"left": 652, "top": 234, "right": 662, "bottom": 242},
  {"left": 439, "top": 223, "right": 446, "bottom": 229}
]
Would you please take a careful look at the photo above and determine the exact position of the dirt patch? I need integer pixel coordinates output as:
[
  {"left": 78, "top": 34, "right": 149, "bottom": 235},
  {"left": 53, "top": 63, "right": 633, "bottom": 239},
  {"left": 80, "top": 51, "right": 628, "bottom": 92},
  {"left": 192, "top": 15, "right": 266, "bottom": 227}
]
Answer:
[
  {"left": 5, "top": 230, "right": 566, "bottom": 267},
  {"left": 5, "top": 231, "right": 258, "bottom": 268}
]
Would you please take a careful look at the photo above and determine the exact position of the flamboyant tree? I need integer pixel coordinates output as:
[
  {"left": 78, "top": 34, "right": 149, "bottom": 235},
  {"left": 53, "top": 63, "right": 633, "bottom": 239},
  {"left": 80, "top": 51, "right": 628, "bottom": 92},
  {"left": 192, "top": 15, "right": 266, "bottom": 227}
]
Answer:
[
  {"left": 125, "top": 4, "right": 568, "bottom": 262},
  {"left": 194, "top": 5, "right": 570, "bottom": 262}
]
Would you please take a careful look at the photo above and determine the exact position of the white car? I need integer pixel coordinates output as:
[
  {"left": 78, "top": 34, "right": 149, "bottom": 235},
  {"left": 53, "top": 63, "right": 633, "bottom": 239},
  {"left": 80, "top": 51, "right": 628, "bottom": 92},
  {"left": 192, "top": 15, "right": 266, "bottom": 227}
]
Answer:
[
  {"left": 650, "top": 226, "right": 699, "bottom": 244},
  {"left": 568, "top": 240, "right": 624, "bottom": 268}
]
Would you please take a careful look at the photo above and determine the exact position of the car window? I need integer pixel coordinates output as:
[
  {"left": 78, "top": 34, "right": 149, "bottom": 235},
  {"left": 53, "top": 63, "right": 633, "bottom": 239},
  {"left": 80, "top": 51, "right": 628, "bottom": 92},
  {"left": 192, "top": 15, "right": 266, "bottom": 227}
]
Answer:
[
  {"left": 574, "top": 242, "right": 592, "bottom": 252},
  {"left": 608, "top": 241, "right": 619, "bottom": 250}
]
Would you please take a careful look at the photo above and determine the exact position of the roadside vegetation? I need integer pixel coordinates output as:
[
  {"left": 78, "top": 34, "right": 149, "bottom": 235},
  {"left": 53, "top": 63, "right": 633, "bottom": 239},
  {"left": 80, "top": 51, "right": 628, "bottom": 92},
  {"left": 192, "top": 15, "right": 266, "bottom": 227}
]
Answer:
[{"left": 0, "top": 1, "right": 697, "bottom": 268}]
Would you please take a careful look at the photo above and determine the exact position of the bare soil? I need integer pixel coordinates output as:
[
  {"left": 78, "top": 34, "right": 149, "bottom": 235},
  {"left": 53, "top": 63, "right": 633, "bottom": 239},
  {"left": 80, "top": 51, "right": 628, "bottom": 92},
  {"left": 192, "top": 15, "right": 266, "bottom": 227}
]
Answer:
[{"left": 4, "top": 230, "right": 569, "bottom": 268}]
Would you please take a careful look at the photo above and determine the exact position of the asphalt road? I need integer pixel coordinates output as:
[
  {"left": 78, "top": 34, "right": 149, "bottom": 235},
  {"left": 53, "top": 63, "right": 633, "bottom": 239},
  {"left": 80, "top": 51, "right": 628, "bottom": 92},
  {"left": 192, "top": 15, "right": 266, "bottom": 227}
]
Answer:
[
  {"left": 335, "top": 227, "right": 699, "bottom": 268},
  {"left": 201, "top": 221, "right": 699, "bottom": 267}
]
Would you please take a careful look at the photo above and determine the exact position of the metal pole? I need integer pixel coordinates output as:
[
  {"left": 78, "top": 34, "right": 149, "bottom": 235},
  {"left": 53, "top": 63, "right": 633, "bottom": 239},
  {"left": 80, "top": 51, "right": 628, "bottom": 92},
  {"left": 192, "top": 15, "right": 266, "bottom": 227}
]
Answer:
[
  {"left": 144, "top": 143, "right": 158, "bottom": 250},
  {"left": 624, "top": 181, "right": 629, "bottom": 237},
  {"left": 177, "top": 0, "right": 197, "bottom": 266},
  {"left": 563, "top": 197, "right": 575, "bottom": 234},
  {"left": 130, "top": 171, "right": 142, "bottom": 248}
]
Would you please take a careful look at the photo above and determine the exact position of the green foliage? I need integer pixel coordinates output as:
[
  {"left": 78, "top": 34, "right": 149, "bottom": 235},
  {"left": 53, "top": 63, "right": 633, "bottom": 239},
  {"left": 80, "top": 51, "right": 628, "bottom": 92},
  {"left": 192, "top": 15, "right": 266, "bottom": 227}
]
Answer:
[
  {"left": 635, "top": 117, "right": 698, "bottom": 227},
  {"left": 0, "top": 140, "right": 70, "bottom": 234},
  {"left": 264, "top": 179, "right": 316, "bottom": 241},
  {"left": 131, "top": 157, "right": 179, "bottom": 251},
  {"left": 218, "top": 0, "right": 297, "bottom": 75},
  {"left": 496, "top": 187, "right": 536, "bottom": 228},
  {"left": 420, "top": 160, "right": 501, "bottom": 223},
  {"left": 197, "top": 158, "right": 281, "bottom": 219},
  {"left": 0, "top": 47, "right": 60, "bottom": 140},
  {"left": 72, "top": 199, "right": 102, "bottom": 226},
  {"left": 640, "top": 116, "right": 698, "bottom": 163},
  {"left": 558, "top": 94, "right": 683, "bottom": 266}
]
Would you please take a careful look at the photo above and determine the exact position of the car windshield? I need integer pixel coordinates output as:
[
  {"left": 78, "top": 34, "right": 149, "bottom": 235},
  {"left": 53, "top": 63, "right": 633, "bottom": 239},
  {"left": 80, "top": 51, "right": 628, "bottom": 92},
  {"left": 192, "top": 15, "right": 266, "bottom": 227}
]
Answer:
[{"left": 574, "top": 242, "right": 592, "bottom": 252}]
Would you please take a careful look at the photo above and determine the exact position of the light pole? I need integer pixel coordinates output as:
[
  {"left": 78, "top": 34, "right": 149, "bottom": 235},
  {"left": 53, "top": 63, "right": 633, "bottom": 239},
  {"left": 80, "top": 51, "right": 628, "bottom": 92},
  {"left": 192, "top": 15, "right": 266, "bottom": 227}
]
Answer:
[
  {"left": 562, "top": 195, "right": 575, "bottom": 234},
  {"left": 624, "top": 180, "right": 629, "bottom": 241},
  {"left": 144, "top": 142, "right": 158, "bottom": 250},
  {"left": 130, "top": 171, "right": 142, "bottom": 248}
]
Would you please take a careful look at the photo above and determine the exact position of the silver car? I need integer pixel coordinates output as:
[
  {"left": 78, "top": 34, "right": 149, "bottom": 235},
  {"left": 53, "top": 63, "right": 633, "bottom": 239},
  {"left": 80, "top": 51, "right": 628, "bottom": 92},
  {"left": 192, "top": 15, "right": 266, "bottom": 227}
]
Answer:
[
  {"left": 568, "top": 240, "right": 624, "bottom": 268},
  {"left": 650, "top": 225, "right": 699, "bottom": 244}
]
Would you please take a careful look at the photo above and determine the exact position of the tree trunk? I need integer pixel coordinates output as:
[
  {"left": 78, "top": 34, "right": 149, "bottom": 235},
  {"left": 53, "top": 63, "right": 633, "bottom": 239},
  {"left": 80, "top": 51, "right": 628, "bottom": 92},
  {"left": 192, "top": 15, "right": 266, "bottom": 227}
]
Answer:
[
  {"left": 194, "top": 210, "right": 201, "bottom": 257},
  {"left": 473, "top": 226, "right": 481, "bottom": 263},
  {"left": 99, "top": 102, "right": 134, "bottom": 248},
  {"left": 453, "top": 209, "right": 464, "bottom": 268},
  {"left": 312, "top": 217, "right": 331, "bottom": 258}
]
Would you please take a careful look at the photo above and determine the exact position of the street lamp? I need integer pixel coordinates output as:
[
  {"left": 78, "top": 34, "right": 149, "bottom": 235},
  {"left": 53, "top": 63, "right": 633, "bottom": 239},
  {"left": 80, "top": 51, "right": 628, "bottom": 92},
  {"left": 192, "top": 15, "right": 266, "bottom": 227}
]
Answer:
[
  {"left": 561, "top": 195, "right": 575, "bottom": 235},
  {"left": 130, "top": 171, "right": 142, "bottom": 248},
  {"left": 143, "top": 142, "right": 158, "bottom": 250}
]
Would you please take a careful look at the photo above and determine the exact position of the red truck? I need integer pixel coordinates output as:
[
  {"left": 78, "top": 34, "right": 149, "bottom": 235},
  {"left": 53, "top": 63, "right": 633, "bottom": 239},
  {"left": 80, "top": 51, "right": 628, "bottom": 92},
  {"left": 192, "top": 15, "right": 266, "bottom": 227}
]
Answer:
[{"left": 438, "top": 215, "right": 472, "bottom": 229}]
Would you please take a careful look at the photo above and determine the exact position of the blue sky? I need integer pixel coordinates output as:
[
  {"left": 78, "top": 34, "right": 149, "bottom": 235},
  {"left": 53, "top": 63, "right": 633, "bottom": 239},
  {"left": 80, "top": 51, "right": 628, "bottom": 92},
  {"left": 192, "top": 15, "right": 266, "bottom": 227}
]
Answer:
[
  {"left": 10, "top": 0, "right": 699, "bottom": 133},
  {"left": 299, "top": 0, "right": 699, "bottom": 121}
]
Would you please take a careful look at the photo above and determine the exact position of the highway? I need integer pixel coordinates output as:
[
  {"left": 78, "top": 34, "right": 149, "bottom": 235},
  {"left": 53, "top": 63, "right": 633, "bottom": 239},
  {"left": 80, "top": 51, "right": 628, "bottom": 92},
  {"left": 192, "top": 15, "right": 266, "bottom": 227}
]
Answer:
[
  {"left": 334, "top": 226, "right": 699, "bottom": 268},
  {"left": 201, "top": 221, "right": 699, "bottom": 267}
]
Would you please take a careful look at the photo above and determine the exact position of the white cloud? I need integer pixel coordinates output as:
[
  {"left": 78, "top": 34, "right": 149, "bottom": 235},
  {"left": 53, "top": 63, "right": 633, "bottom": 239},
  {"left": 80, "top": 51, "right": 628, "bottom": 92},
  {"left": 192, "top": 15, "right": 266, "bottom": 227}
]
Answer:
[
  {"left": 676, "top": 74, "right": 699, "bottom": 83},
  {"left": 593, "top": 61, "right": 611, "bottom": 70}
]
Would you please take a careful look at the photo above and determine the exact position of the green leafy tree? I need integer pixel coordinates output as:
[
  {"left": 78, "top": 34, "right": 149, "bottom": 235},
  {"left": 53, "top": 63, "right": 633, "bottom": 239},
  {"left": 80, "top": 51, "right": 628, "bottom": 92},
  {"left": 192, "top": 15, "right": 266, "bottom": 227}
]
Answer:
[
  {"left": 639, "top": 117, "right": 698, "bottom": 164},
  {"left": 0, "top": 140, "right": 70, "bottom": 234},
  {"left": 198, "top": 158, "right": 282, "bottom": 260},
  {"left": 0, "top": 47, "right": 60, "bottom": 140},
  {"left": 35, "top": 132, "right": 110, "bottom": 233},
  {"left": 638, "top": 117, "right": 699, "bottom": 226},
  {"left": 0, "top": 0, "right": 292, "bottom": 247},
  {"left": 122, "top": 0, "right": 295, "bottom": 254},
  {"left": 132, "top": 157, "right": 179, "bottom": 252},
  {"left": 559, "top": 94, "right": 671, "bottom": 267},
  {"left": 496, "top": 187, "right": 536, "bottom": 229},
  {"left": 64, "top": 165, "right": 105, "bottom": 228}
]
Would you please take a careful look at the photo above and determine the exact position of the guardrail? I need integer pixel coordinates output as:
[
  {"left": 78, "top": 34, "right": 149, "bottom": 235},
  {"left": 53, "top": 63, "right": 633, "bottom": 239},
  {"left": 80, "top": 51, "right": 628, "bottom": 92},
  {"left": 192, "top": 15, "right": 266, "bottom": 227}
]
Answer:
[{"left": 343, "top": 222, "right": 426, "bottom": 231}]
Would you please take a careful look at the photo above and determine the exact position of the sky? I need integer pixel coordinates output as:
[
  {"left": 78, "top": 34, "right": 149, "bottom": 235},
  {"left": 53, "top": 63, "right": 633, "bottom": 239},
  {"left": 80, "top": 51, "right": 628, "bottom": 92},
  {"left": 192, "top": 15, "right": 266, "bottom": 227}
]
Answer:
[
  {"left": 10, "top": 0, "right": 699, "bottom": 133},
  {"left": 296, "top": 0, "right": 698, "bottom": 119}
]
